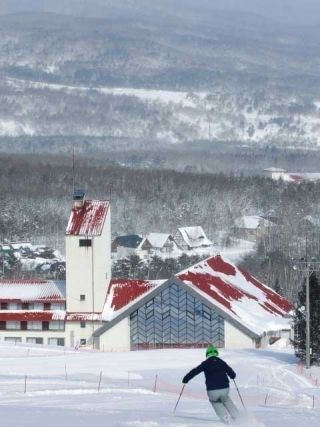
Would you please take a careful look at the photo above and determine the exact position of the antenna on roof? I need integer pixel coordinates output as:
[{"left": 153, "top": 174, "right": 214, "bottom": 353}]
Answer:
[
  {"left": 109, "top": 185, "right": 112, "bottom": 203},
  {"left": 72, "top": 144, "right": 75, "bottom": 196}
]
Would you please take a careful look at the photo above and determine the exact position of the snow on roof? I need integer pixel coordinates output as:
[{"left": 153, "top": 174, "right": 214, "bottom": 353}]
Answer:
[
  {"left": 66, "top": 200, "right": 109, "bottom": 236},
  {"left": 0, "top": 311, "right": 104, "bottom": 322},
  {"left": 9, "top": 242, "right": 32, "bottom": 250},
  {"left": 264, "top": 167, "right": 286, "bottom": 172},
  {"left": 234, "top": 215, "right": 276, "bottom": 230},
  {"left": 0, "top": 280, "right": 66, "bottom": 302},
  {"left": 102, "top": 255, "right": 292, "bottom": 336},
  {"left": 273, "top": 172, "right": 320, "bottom": 183},
  {"left": 301, "top": 215, "right": 320, "bottom": 227},
  {"left": 177, "top": 255, "right": 292, "bottom": 335},
  {"left": 178, "top": 226, "right": 212, "bottom": 248},
  {"left": 102, "top": 279, "right": 164, "bottom": 321},
  {"left": 0, "top": 310, "right": 65, "bottom": 321},
  {"left": 235, "top": 215, "right": 261, "bottom": 229},
  {"left": 145, "top": 233, "right": 172, "bottom": 248},
  {"left": 66, "top": 313, "right": 102, "bottom": 321}
]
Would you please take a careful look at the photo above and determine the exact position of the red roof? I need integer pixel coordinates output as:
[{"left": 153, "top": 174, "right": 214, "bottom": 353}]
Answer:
[
  {"left": 66, "top": 200, "right": 109, "bottom": 236},
  {"left": 103, "top": 255, "right": 293, "bottom": 335},
  {"left": 106, "top": 279, "right": 161, "bottom": 312},
  {"left": 0, "top": 312, "right": 104, "bottom": 322},
  {"left": 0, "top": 311, "right": 65, "bottom": 321},
  {"left": 66, "top": 312, "right": 101, "bottom": 321},
  {"left": 289, "top": 174, "right": 304, "bottom": 182},
  {"left": 177, "top": 255, "right": 292, "bottom": 316}
]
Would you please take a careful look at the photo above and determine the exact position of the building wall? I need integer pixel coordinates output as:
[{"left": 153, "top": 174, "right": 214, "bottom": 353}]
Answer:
[
  {"left": 65, "top": 321, "right": 102, "bottom": 348},
  {"left": 0, "top": 330, "right": 66, "bottom": 346},
  {"left": 98, "top": 318, "right": 130, "bottom": 352},
  {"left": 173, "top": 231, "right": 188, "bottom": 250},
  {"left": 65, "top": 208, "right": 111, "bottom": 314},
  {"left": 224, "top": 321, "right": 255, "bottom": 348}
]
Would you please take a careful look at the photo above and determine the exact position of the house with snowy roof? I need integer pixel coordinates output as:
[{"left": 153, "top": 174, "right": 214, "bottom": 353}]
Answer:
[
  {"left": 137, "top": 233, "right": 179, "bottom": 258},
  {"left": 234, "top": 215, "right": 276, "bottom": 242},
  {"left": 174, "top": 226, "right": 213, "bottom": 251},
  {"left": 92, "top": 254, "right": 292, "bottom": 352},
  {"left": 111, "top": 235, "right": 143, "bottom": 259}
]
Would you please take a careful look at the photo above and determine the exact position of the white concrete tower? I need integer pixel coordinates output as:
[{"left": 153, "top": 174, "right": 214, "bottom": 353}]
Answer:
[{"left": 65, "top": 190, "right": 111, "bottom": 315}]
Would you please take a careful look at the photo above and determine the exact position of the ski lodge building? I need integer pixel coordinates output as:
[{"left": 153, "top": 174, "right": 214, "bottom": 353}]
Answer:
[{"left": 0, "top": 193, "right": 292, "bottom": 349}]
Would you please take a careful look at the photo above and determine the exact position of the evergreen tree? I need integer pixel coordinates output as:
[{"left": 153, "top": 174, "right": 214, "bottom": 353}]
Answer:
[{"left": 293, "top": 272, "right": 320, "bottom": 364}]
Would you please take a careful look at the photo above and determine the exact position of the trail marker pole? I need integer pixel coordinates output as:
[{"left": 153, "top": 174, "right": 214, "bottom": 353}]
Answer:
[
  {"left": 153, "top": 374, "right": 158, "bottom": 393},
  {"left": 65, "top": 364, "right": 68, "bottom": 381},
  {"left": 98, "top": 371, "right": 103, "bottom": 392}
]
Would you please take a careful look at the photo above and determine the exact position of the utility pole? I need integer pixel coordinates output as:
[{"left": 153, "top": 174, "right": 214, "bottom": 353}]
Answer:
[
  {"left": 293, "top": 260, "right": 320, "bottom": 369},
  {"left": 305, "top": 266, "right": 311, "bottom": 369}
]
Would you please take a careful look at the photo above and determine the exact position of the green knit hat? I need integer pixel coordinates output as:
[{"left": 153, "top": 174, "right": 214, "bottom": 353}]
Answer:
[{"left": 206, "top": 345, "right": 219, "bottom": 358}]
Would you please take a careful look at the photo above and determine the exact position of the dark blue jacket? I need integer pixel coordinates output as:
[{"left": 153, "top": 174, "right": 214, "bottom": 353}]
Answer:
[{"left": 182, "top": 356, "right": 236, "bottom": 391}]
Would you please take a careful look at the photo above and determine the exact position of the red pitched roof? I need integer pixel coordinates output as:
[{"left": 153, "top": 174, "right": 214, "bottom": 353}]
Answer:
[
  {"left": 66, "top": 200, "right": 109, "bottom": 236},
  {"left": 103, "top": 255, "right": 292, "bottom": 335},
  {"left": 177, "top": 255, "right": 292, "bottom": 317},
  {"left": 107, "top": 279, "right": 158, "bottom": 312}
]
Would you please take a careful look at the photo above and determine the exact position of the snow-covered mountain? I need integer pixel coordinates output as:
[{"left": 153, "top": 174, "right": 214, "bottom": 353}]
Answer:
[{"left": 0, "top": 2, "right": 320, "bottom": 150}]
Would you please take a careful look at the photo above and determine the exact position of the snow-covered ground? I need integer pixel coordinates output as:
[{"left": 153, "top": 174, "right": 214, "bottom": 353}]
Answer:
[{"left": 0, "top": 342, "right": 319, "bottom": 426}]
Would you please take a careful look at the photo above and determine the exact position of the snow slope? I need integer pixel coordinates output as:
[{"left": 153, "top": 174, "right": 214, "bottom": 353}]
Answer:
[{"left": 0, "top": 342, "right": 319, "bottom": 426}]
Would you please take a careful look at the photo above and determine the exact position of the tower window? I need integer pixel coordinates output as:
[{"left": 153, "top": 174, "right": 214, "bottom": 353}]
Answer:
[
  {"left": 79, "top": 239, "right": 92, "bottom": 247},
  {"left": 80, "top": 294, "right": 86, "bottom": 301},
  {"left": 80, "top": 321, "right": 86, "bottom": 328},
  {"left": 80, "top": 339, "right": 86, "bottom": 346}
]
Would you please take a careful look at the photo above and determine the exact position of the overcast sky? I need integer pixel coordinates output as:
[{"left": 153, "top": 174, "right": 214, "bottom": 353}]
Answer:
[
  {"left": 178, "top": 0, "right": 320, "bottom": 25},
  {"left": 1, "top": 0, "right": 320, "bottom": 25}
]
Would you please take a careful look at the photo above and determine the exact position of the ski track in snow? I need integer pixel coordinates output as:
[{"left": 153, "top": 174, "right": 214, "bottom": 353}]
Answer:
[{"left": 0, "top": 343, "right": 319, "bottom": 426}]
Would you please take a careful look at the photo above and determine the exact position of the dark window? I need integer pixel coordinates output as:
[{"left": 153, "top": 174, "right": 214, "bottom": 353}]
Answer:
[
  {"left": 57, "top": 338, "right": 65, "bottom": 346},
  {"left": 35, "top": 338, "right": 43, "bottom": 344},
  {"left": 42, "top": 321, "right": 49, "bottom": 331},
  {"left": 80, "top": 339, "right": 86, "bottom": 346},
  {"left": 80, "top": 295, "right": 86, "bottom": 301},
  {"left": 79, "top": 239, "right": 92, "bottom": 247},
  {"left": 21, "top": 321, "right": 27, "bottom": 330},
  {"left": 0, "top": 321, "right": 6, "bottom": 330},
  {"left": 1, "top": 303, "right": 7, "bottom": 310},
  {"left": 22, "top": 303, "right": 29, "bottom": 310},
  {"left": 44, "top": 303, "right": 51, "bottom": 310},
  {"left": 80, "top": 321, "right": 86, "bottom": 328}
]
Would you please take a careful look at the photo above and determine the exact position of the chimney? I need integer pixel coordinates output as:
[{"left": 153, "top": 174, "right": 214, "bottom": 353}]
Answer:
[{"left": 73, "top": 189, "right": 86, "bottom": 208}]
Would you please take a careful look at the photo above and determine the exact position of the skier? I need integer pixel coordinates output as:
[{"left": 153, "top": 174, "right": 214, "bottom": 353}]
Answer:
[{"left": 182, "top": 345, "right": 239, "bottom": 425}]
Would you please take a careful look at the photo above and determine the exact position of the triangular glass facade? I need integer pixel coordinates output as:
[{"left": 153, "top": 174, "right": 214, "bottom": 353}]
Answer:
[{"left": 130, "top": 281, "right": 224, "bottom": 350}]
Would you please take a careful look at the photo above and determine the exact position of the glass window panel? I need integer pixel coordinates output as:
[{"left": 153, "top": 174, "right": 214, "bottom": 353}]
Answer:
[{"left": 130, "top": 283, "right": 224, "bottom": 349}]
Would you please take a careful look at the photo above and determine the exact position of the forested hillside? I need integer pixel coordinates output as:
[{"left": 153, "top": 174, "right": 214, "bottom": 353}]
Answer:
[{"left": 1, "top": 153, "right": 320, "bottom": 299}]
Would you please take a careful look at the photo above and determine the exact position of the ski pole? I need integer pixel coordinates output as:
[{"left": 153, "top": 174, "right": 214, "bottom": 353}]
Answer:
[
  {"left": 173, "top": 384, "right": 186, "bottom": 413},
  {"left": 233, "top": 379, "right": 246, "bottom": 409}
]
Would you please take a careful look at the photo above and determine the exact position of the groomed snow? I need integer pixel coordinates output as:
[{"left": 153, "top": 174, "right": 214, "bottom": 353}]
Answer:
[{"left": 0, "top": 342, "right": 319, "bottom": 426}]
